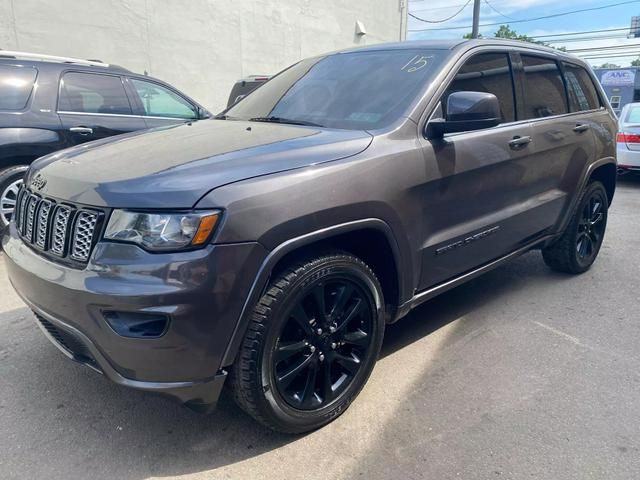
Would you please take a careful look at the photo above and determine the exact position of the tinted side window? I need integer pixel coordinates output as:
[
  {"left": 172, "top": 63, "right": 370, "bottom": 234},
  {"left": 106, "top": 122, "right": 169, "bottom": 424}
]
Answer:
[
  {"left": 130, "top": 79, "right": 197, "bottom": 119},
  {"left": 59, "top": 72, "right": 132, "bottom": 115},
  {"left": 563, "top": 63, "right": 601, "bottom": 112},
  {"left": 0, "top": 65, "right": 37, "bottom": 110},
  {"left": 521, "top": 55, "right": 567, "bottom": 119},
  {"left": 444, "top": 53, "right": 515, "bottom": 123}
]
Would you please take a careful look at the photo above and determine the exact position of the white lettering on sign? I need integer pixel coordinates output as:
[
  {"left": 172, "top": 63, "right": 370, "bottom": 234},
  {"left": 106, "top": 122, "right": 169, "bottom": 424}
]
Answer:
[{"left": 601, "top": 70, "right": 636, "bottom": 86}]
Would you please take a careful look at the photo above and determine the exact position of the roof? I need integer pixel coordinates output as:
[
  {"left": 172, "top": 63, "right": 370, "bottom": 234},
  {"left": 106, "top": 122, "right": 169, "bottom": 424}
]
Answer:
[
  {"left": 336, "top": 38, "right": 572, "bottom": 57},
  {"left": 0, "top": 50, "right": 130, "bottom": 72}
]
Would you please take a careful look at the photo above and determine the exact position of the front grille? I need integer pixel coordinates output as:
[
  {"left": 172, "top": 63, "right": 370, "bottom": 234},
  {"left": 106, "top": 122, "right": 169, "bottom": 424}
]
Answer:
[
  {"left": 13, "top": 187, "right": 103, "bottom": 264},
  {"left": 36, "top": 315, "right": 99, "bottom": 369}
]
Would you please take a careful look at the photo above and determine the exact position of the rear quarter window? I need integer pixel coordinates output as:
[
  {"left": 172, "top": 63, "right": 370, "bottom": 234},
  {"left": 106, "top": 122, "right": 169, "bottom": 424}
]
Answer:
[
  {"left": 563, "top": 63, "right": 601, "bottom": 112},
  {"left": 0, "top": 65, "right": 38, "bottom": 110}
]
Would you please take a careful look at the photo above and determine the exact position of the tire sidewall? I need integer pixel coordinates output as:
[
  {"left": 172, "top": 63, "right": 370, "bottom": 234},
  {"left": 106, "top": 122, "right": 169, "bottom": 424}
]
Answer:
[{"left": 258, "top": 257, "right": 385, "bottom": 431}]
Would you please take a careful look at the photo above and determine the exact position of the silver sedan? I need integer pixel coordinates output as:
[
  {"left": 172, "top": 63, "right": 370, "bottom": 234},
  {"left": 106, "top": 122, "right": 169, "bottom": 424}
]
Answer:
[{"left": 617, "top": 102, "right": 640, "bottom": 174}]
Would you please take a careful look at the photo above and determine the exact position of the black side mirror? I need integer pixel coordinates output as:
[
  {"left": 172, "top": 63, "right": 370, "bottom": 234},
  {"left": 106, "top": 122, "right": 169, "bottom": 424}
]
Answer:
[{"left": 427, "top": 91, "right": 500, "bottom": 138}]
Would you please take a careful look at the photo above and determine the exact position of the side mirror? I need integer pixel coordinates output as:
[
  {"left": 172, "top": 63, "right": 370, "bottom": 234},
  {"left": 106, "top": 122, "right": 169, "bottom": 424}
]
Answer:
[
  {"left": 197, "top": 107, "right": 211, "bottom": 120},
  {"left": 427, "top": 91, "right": 500, "bottom": 138}
]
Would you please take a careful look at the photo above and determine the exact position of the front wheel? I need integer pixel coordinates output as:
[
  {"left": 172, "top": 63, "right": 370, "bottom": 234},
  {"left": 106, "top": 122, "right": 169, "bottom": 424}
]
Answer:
[
  {"left": 229, "top": 252, "right": 385, "bottom": 433},
  {"left": 542, "top": 181, "right": 609, "bottom": 274},
  {"left": 0, "top": 165, "right": 29, "bottom": 229}
]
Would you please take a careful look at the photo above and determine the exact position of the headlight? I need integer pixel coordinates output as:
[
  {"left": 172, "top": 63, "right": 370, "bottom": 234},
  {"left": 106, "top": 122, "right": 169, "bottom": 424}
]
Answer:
[{"left": 104, "top": 210, "right": 221, "bottom": 251}]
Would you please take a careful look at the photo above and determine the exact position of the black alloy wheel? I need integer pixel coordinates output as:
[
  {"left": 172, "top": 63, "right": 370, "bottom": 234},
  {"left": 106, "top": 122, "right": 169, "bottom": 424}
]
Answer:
[
  {"left": 542, "top": 181, "right": 609, "bottom": 274},
  {"left": 575, "top": 189, "right": 606, "bottom": 266},
  {"left": 229, "top": 252, "right": 385, "bottom": 433},
  {"left": 273, "top": 277, "right": 373, "bottom": 410}
]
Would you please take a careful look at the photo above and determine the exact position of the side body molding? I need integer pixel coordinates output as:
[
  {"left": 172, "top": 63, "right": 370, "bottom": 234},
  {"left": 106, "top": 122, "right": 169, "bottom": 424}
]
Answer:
[{"left": 220, "top": 218, "right": 403, "bottom": 367}]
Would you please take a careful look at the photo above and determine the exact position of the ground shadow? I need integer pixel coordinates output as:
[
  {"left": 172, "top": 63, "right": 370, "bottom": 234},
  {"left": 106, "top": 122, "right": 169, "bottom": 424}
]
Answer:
[{"left": 1, "top": 251, "right": 563, "bottom": 479}]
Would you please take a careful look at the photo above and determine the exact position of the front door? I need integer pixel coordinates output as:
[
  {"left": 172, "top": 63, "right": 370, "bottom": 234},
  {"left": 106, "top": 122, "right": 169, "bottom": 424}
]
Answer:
[
  {"left": 417, "top": 51, "right": 540, "bottom": 290},
  {"left": 57, "top": 71, "right": 145, "bottom": 146}
]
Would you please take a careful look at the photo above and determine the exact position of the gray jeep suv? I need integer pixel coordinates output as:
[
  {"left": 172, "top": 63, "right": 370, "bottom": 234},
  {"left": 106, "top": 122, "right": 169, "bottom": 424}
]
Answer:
[{"left": 2, "top": 39, "right": 617, "bottom": 433}]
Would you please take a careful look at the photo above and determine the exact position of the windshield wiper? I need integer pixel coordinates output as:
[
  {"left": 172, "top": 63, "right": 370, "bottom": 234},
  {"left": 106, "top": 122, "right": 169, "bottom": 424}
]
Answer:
[{"left": 248, "top": 116, "right": 324, "bottom": 127}]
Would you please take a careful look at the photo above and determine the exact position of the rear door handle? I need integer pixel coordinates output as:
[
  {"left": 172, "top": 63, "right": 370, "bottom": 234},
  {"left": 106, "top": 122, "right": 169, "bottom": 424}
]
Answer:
[
  {"left": 508, "top": 135, "right": 532, "bottom": 149},
  {"left": 69, "top": 126, "right": 93, "bottom": 135},
  {"left": 573, "top": 124, "right": 590, "bottom": 133}
]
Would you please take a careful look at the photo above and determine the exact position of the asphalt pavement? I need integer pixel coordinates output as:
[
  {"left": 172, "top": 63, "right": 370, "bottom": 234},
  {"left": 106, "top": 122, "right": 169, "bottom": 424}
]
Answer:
[{"left": 1, "top": 176, "right": 639, "bottom": 480}]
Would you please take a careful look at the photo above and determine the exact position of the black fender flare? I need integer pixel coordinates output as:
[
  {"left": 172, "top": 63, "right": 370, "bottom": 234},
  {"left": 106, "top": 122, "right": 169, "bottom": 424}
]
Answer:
[{"left": 220, "top": 218, "right": 405, "bottom": 367}]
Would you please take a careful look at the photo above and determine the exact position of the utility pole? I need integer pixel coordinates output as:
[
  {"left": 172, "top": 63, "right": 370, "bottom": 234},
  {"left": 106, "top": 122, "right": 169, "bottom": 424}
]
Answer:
[{"left": 471, "top": 0, "right": 481, "bottom": 38}]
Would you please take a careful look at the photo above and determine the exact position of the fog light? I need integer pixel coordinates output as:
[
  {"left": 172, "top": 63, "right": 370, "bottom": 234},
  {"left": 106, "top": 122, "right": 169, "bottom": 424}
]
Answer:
[{"left": 102, "top": 311, "right": 169, "bottom": 338}]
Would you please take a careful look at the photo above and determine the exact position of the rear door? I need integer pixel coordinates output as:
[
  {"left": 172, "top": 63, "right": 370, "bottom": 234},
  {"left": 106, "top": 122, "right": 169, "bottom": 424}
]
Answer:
[
  {"left": 517, "top": 55, "right": 596, "bottom": 236},
  {"left": 418, "top": 51, "right": 538, "bottom": 289},
  {"left": 125, "top": 77, "right": 199, "bottom": 129},
  {"left": 57, "top": 71, "right": 146, "bottom": 146}
]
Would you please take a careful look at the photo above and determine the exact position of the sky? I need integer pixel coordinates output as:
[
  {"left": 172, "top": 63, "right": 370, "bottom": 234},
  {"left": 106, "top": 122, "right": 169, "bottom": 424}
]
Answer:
[{"left": 408, "top": 0, "right": 640, "bottom": 67}]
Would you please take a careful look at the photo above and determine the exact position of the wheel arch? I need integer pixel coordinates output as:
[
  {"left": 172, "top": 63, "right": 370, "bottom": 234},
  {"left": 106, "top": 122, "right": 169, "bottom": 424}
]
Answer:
[{"left": 220, "top": 218, "right": 405, "bottom": 367}]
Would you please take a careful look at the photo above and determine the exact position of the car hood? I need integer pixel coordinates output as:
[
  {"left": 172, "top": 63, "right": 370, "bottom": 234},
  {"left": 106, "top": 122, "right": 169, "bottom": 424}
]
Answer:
[{"left": 28, "top": 120, "right": 373, "bottom": 208}]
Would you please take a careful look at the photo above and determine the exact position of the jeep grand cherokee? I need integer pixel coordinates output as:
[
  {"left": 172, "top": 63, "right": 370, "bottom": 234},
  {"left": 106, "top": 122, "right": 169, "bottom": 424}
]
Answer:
[{"left": 2, "top": 39, "right": 617, "bottom": 433}]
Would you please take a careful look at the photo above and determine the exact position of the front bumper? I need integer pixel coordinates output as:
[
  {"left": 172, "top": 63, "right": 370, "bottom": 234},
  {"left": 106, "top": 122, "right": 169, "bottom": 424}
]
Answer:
[{"left": 2, "top": 223, "right": 267, "bottom": 408}]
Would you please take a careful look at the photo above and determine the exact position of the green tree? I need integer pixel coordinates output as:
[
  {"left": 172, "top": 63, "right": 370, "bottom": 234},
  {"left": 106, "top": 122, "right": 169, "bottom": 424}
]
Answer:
[
  {"left": 631, "top": 58, "right": 640, "bottom": 67},
  {"left": 464, "top": 25, "right": 565, "bottom": 51},
  {"left": 596, "top": 62, "right": 621, "bottom": 69}
]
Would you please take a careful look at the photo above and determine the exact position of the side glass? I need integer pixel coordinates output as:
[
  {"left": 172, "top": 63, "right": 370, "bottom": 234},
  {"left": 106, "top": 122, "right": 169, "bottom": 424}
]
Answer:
[{"left": 130, "top": 79, "right": 197, "bottom": 119}]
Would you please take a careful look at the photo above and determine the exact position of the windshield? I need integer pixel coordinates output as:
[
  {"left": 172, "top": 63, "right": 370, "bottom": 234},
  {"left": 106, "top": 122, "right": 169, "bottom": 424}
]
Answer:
[{"left": 224, "top": 49, "right": 445, "bottom": 130}]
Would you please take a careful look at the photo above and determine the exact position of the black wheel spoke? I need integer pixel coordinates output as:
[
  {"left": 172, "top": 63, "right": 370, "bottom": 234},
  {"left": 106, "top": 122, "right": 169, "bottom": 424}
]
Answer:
[
  {"left": 300, "top": 358, "right": 320, "bottom": 408},
  {"left": 336, "top": 298, "right": 362, "bottom": 332},
  {"left": 332, "top": 351, "right": 361, "bottom": 375},
  {"left": 342, "top": 329, "right": 369, "bottom": 348},
  {"left": 275, "top": 340, "right": 308, "bottom": 363},
  {"left": 290, "top": 303, "right": 314, "bottom": 336},
  {"left": 321, "top": 361, "right": 334, "bottom": 402},
  {"left": 329, "top": 284, "right": 354, "bottom": 320},
  {"left": 312, "top": 283, "right": 327, "bottom": 321},
  {"left": 277, "top": 353, "right": 315, "bottom": 389}
]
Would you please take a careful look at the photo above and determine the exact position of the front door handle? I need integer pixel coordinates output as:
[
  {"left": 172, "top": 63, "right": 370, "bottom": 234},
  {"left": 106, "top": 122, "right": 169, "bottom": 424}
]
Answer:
[
  {"left": 573, "top": 124, "right": 590, "bottom": 133},
  {"left": 69, "top": 126, "right": 93, "bottom": 135},
  {"left": 508, "top": 135, "right": 532, "bottom": 149}
]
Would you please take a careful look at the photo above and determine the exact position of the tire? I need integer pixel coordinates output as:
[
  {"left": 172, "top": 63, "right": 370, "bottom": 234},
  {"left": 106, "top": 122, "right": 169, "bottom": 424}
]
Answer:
[
  {"left": 229, "top": 252, "right": 385, "bottom": 433},
  {"left": 0, "top": 165, "right": 29, "bottom": 229},
  {"left": 542, "top": 181, "right": 609, "bottom": 274}
]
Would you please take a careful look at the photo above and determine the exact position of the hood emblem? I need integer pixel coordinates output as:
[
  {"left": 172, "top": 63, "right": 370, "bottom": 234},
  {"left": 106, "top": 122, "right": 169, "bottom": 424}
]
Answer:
[{"left": 31, "top": 174, "right": 47, "bottom": 191}]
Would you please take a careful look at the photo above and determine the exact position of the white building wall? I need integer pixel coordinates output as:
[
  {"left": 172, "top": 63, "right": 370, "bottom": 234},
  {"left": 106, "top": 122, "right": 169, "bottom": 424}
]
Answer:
[{"left": 0, "top": 0, "right": 407, "bottom": 111}]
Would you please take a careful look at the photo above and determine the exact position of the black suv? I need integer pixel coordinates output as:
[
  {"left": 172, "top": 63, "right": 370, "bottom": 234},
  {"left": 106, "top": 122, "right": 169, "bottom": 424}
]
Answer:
[
  {"left": 0, "top": 51, "right": 210, "bottom": 228},
  {"left": 3, "top": 40, "right": 617, "bottom": 433}
]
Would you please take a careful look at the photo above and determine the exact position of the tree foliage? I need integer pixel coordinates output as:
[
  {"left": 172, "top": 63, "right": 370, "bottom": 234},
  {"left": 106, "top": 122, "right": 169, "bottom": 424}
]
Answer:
[{"left": 465, "top": 25, "right": 565, "bottom": 51}]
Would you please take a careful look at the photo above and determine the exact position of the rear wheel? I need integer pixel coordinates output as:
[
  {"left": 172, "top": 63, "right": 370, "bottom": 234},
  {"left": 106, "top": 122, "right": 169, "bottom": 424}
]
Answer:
[
  {"left": 229, "top": 252, "right": 384, "bottom": 433},
  {"left": 0, "top": 165, "right": 29, "bottom": 229},
  {"left": 542, "top": 181, "right": 608, "bottom": 274}
]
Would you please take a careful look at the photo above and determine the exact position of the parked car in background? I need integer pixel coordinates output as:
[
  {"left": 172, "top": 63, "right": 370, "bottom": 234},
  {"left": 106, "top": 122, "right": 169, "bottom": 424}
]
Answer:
[
  {"left": 226, "top": 75, "right": 270, "bottom": 107},
  {"left": 3, "top": 39, "right": 616, "bottom": 433},
  {"left": 616, "top": 102, "right": 640, "bottom": 174},
  {"left": 0, "top": 51, "right": 210, "bottom": 229}
]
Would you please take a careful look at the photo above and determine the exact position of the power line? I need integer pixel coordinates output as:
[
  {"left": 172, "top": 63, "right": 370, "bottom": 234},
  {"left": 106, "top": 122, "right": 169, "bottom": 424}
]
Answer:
[
  {"left": 581, "top": 52, "right": 640, "bottom": 59},
  {"left": 546, "top": 35, "right": 631, "bottom": 44},
  {"left": 566, "top": 44, "right": 640, "bottom": 52},
  {"left": 482, "top": 0, "right": 515, "bottom": 20},
  {"left": 408, "top": 0, "right": 640, "bottom": 31},
  {"left": 408, "top": 0, "right": 473, "bottom": 23},
  {"left": 530, "top": 27, "right": 631, "bottom": 39}
]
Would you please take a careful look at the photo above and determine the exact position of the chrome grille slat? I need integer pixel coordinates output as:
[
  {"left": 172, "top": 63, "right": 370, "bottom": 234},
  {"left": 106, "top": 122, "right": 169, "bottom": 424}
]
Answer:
[
  {"left": 35, "top": 199, "right": 53, "bottom": 249},
  {"left": 50, "top": 206, "right": 72, "bottom": 256},
  {"left": 14, "top": 187, "right": 101, "bottom": 264},
  {"left": 70, "top": 211, "right": 98, "bottom": 261},
  {"left": 24, "top": 195, "right": 39, "bottom": 242}
]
